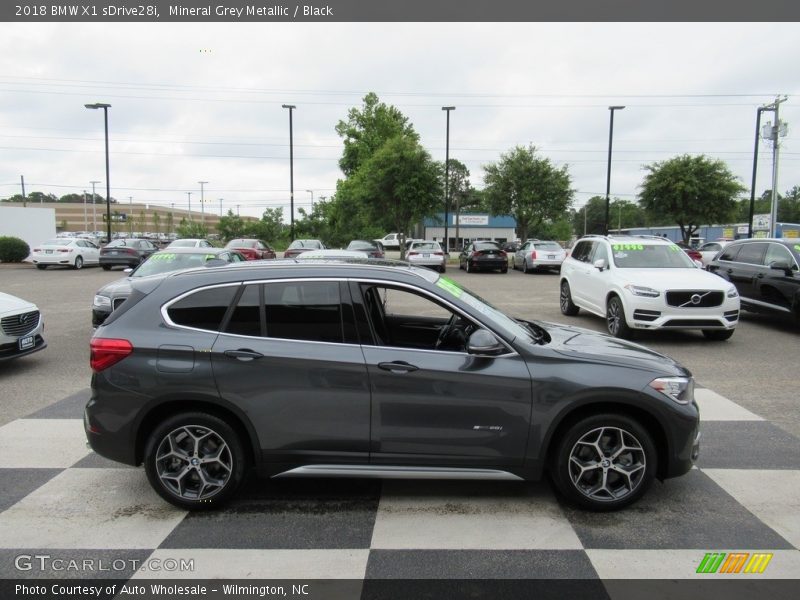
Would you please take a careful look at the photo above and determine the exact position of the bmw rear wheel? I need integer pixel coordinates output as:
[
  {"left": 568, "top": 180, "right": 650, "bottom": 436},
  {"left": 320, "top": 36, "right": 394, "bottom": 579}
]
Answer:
[
  {"left": 144, "top": 412, "right": 246, "bottom": 510},
  {"left": 551, "top": 414, "right": 656, "bottom": 511}
]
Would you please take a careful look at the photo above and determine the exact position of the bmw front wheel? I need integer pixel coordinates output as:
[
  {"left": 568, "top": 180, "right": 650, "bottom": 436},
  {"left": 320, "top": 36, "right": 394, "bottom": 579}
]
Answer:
[{"left": 550, "top": 414, "right": 656, "bottom": 511}]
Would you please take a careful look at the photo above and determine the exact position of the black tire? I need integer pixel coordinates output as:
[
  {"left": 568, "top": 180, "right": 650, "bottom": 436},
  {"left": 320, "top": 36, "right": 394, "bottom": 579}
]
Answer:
[
  {"left": 439, "top": 265, "right": 446, "bottom": 273},
  {"left": 501, "top": 266, "right": 508, "bottom": 273},
  {"left": 144, "top": 412, "right": 247, "bottom": 511},
  {"left": 102, "top": 265, "right": 111, "bottom": 271},
  {"left": 523, "top": 259, "right": 532, "bottom": 274},
  {"left": 702, "top": 329, "right": 735, "bottom": 341},
  {"left": 549, "top": 413, "right": 657, "bottom": 511},
  {"left": 36, "top": 264, "right": 47, "bottom": 270},
  {"left": 466, "top": 261, "right": 473, "bottom": 273},
  {"left": 458, "top": 260, "right": 464, "bottom": 270},
  {"left": 606, "top": 295, "right": 634, "bottom": 339},
  {"left": 511, "top": 257, "right": 518, "bottom": 271},
  {"left": 559, "top": 281, "right": 580, "bottom": 316},
  {"left": 73, "top": 256, "right": 83, "bottom": 270}
]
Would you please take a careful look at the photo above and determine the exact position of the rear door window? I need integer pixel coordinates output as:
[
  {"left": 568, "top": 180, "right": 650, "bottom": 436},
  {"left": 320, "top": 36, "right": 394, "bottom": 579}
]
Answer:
[
  {"left": 264, "top": 281, "right": 343, "bottom": 343},
  {"left": 735, "top": 243, "right": 768, "bottom": 265}
]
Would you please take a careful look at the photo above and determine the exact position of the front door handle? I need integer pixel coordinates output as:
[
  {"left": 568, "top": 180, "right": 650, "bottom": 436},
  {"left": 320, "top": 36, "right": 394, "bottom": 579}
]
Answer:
[
  {"left": 378, "top": 361, "right": 419, "bottom": 374},
  {"left": 224, "top": 349, "right": 264, "bottom": 361}
]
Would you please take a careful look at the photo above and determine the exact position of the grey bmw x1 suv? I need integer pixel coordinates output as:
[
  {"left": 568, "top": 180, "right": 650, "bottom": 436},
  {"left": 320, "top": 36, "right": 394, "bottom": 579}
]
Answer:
[{"left": 85, "top": 260, "right": 700, "bottom": 511}]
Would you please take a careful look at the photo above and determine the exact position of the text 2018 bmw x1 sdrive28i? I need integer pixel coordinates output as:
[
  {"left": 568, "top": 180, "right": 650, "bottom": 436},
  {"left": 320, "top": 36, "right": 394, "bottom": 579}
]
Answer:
[{"left": 85, "top": 260, "right": 700, "bottom": 511}]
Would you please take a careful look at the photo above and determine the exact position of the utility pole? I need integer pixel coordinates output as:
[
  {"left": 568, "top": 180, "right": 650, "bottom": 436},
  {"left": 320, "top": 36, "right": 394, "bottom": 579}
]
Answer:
[
  {"left": 198, "top": 181, "right": 207, "bottom": 225},
  {"left": 129, "top": 196, "right": 133, "bottom": 235},
  {"left": 762, "top": 96, "right": 788, "bottom": 238},
  {"left": 90, "top": 181, "right": 100, "bottom": 232},
  {"left": 83, "top": 190, "right": 88, "bottom": 230},
  {"left": 187, "top": 192, "right": 192, "bottom": 220},
  {"left": 20, "top": 175, "right": 26, "bottom": 207},
  {"left": 442, "top": 106, "right": 455, "bottom": 254}
]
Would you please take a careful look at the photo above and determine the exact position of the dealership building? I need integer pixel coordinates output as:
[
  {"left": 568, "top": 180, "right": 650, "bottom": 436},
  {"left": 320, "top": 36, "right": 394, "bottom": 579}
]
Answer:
[{"left": 420, "top": 213, "right": 517, "bottom": 250}]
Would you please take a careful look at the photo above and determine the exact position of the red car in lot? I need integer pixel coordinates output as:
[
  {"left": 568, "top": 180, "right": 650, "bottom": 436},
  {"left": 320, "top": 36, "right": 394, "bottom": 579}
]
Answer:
[{"left": 224, "top": 239, "right": 276, "bottom": 260}]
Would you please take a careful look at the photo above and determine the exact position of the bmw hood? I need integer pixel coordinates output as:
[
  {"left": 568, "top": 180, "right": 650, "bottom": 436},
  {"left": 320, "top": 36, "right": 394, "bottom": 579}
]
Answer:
[
  {"left": 539, "top": 321, "right": 690, "bottom": 377},
  {"left": 0, "top": 292, "right": 37, "bottom": 318}
]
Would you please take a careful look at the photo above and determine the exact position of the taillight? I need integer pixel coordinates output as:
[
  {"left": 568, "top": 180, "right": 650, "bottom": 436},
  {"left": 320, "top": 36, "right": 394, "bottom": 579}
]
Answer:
[
  {"left": 90, "top": 338, "right": 133, "bottom": 372},
  {"left": 408, "top": 251, "right": 418, "bottom": 256},
  {"left": 128, "top": 248, "right": 138, "bottom": 255},
  {"left": 33, "top": 248, "right": 40, "bottom": 252},
  {"left": 531, "top": 250, "right": 537, "bottom": 259},
  {"left": 59, "top": 249, "right": 71, "bottom": 253},
  {"left": 434, "top": 251, "right": 443, "bottom": 256}
]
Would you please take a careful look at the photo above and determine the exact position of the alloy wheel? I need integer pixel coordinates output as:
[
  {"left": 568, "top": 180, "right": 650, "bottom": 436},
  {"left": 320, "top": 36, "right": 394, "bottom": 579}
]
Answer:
[{"left": 568, "top": 426, "right": 646, "bottom": 502}]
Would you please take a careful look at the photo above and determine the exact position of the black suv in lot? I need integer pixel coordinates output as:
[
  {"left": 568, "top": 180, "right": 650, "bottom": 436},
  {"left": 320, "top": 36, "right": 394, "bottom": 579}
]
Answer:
[
  {"left": 85, "top": 260, "right": 700, "bottom": 512},
  {"left": 707, "top": 238, "right": 800, "bottom": 324}
]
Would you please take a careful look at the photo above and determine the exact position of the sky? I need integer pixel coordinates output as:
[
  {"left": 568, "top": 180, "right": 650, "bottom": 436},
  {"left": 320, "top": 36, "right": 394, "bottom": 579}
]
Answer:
[{"left": 1, "top": 21, "right": 799, "bottom": 220}]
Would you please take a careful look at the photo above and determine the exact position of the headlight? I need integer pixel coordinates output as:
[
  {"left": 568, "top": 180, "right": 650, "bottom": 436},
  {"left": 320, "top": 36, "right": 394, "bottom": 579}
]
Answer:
[
  {"left": 93, "top": 295, "right": 111, "bottom": 308},
  {"left": 649, "top": 376, "right": 694, "bottom": 404},
  {"left": 624, "top": 284, "right": 661, "bottom": 298},
  {"left": 727, "top": 286, "right": 739, "bottom": 298}
]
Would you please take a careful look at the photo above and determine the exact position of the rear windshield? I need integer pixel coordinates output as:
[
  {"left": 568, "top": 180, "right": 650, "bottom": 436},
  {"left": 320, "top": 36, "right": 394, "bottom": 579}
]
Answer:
[
  {"left": 227, "top": 239, "right": 255, "bottom": 248},
  {"left": 106, "top": 240, "right": 132, "bottom": 248},
  {"left": 612, "top": 244, "right": 695, "bottom": 268},
  {"left": 475, "top": 242, "right": 501, "bottom": 250},
  {"left": 534, "top": 242, "right": 562, "bottom": 251},
  {"left": 412, "top": 242, "right": 440, "bottom": 251}
]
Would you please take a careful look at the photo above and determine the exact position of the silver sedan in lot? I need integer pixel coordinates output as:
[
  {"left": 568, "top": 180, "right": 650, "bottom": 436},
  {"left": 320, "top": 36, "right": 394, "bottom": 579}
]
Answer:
[
  {"left": 406, "top": 240, "right": 446, "bottom": 272},
  {"left": 512, "top": 240, "right": 566, "bottom": 273}
]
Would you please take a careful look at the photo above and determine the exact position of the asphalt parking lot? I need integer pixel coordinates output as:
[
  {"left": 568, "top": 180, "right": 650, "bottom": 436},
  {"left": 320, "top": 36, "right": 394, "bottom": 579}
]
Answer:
[
  {"left": 1, "top": 261, "right": 798, "bottom": 437},
  {"left": 1, "top": 260, "right": 799, "bottom": 594}
]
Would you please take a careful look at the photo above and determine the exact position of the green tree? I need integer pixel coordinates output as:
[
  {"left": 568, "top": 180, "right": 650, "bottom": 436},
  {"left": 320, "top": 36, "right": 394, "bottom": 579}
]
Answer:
[
  {"left": 246, "top": 207, "right": 287, "bottom": 244},
  {"left": 572, "top": 196, "right": 607, "bottom": 237},
  {"left": 218, "top": 210, "right": 248, "bottom": 241},
  {"left": 483, "top": 145, "right": 574, "bottom": 241},
  {"left": 166, "top": 212, "right": 175, "bottom": 235},
  {"left": 152, "top": 212, "right": 161, "bottom": 235},
  {"left": 639, "top": 154, "right": 745, "bottom": 244},
  {"left": 779, "top": 186, "right": 800, "bottom": 223},
  {"left": 176, "top": 219, "right": 208, "bottom": 239},
  {"left": 335, "top": 92, "right": 418, "bottom": 177},
  {"left": 295, "top": 200, "right": 335, "bottom": 242},
  {"left": 346, "top": 135, "right": 442, "bottom": 259}
]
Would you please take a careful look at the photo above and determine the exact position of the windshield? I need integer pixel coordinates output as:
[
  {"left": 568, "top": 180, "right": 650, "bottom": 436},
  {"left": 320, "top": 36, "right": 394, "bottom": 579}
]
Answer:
[
  {"left": 132, "top": 252, "right": 217, "bottom": 277},
  {"left": 170, "top": 240, "right": 199, "bottom": 247},
  {"left": 434, "top": 276, "right": 533, "bottom": 343},
  {"left": 289, "top": 240, "right": 321, "bottom": 249},
  {"left": 611, "top": 243, "right": 695, "bottom": 268}
]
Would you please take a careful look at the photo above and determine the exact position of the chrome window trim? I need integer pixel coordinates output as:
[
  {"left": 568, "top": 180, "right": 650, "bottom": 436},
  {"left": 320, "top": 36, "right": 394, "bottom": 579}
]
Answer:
[{"left": 160, "top": 275, "right": 519, "bottom": 357}]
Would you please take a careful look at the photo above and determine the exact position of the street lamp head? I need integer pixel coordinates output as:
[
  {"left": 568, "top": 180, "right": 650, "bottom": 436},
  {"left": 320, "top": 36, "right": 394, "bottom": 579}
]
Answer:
[
  {"left": 609, "top": 105, "right": 625, "bottom": 111},
  {"left": 85, "top": 103, "right": 111, "bottom": 110},
  {"left": 442, "top": 106, "right": 456, "bottom": 111},
  {"left": 282, "top": 104, "right": 296, "bottom": 109}
]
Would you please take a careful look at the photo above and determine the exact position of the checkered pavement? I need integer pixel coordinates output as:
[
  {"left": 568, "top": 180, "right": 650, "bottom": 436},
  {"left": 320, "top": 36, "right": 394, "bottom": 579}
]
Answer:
[{"left": 1, "top": 386, "right": 799, "bottom": 586}]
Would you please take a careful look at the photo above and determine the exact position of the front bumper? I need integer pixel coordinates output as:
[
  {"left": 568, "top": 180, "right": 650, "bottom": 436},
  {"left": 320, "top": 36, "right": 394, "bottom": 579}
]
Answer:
[{"left": 624, "top": 293, "right": 740, "bottom": 330}]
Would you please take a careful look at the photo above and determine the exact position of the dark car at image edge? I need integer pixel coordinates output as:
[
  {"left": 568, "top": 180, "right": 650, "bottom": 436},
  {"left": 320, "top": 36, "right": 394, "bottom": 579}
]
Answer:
[{"left": 85, "top": 260, "right": 700, "bottom": 512}]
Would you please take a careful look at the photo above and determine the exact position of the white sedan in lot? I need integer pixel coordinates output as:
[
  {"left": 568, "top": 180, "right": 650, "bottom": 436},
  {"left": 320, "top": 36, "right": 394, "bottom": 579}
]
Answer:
[
  {"left": 31, "top": 238, "right": 100, "bottom": 270},
  {"left": 0, "top": 292, "right": 46, "bottom": 361}
]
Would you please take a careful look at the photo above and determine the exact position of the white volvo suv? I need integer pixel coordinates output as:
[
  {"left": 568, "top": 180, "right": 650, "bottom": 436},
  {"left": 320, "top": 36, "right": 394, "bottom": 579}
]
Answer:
[{"left": 559, "top": 235, "right": 740, "bottom": 340}]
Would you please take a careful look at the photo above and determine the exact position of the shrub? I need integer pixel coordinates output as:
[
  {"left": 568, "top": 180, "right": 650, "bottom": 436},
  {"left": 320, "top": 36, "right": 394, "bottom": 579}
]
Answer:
[{"left": 0, "top": 236, "right": 31, "bottom": 263}]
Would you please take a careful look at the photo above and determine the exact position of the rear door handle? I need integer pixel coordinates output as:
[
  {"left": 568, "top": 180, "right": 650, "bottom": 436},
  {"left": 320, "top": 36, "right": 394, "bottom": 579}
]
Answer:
[
  {"left": 378, "top": 361, "right": 419, "bottom": 374},
  {"left": 224, "top": 349, "right": 264, "bottom": 361}
]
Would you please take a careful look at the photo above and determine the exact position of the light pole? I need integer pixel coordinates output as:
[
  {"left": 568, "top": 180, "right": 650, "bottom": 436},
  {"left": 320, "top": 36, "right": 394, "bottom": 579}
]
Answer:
[
  {"left": 282, "top": 104, "right": 296, "bottom": 241},
  {"left": 605, "top": 106, "right": 625, "bottom": 235},
  {"left": 128, "top": 196, "right": 133, "bottom": 235},
  {"left": 198, "top": 181, "right": 207, "bottom": 225},
  {"left": 90, "top": 180, "right": 100, "bottom": 232},
  {"left": 219, "top": 198, "right": 223, "bottom": 217},
  {"left": 83, "top": 190, "right": 88, "bottom": 231},
  {"left": 186, "top": 192, "right": 192, "bottom": 220},
  {"left": 305, "top": 189, "right": 314, "bottom": 211},
  {"left": 442, "top": 106, "right": 455, "bottom": 254},
  {"left": 84, "top": 103, "right": 112, "bottom": 245}
]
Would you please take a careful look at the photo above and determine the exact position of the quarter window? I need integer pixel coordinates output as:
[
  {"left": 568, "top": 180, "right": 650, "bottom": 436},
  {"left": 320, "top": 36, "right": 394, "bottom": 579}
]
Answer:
[
  {"left": 167, "top": 286, "right": 238, "bottom": 332},
  {"left": 718, "top": 245, "right": 741, "bottom": 262}
]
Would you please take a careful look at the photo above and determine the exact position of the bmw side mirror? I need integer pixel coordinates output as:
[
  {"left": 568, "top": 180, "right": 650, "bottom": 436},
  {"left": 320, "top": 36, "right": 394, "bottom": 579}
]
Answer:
[
  {"left": 467, "top": 329, "right": 506, "bottom": 356},
  {"left": 594, "top": 258, "right": 607, "bottom": 271}
]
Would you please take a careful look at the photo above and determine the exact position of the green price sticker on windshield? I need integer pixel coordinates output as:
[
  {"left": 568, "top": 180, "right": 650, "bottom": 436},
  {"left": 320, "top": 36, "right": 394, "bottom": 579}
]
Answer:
[
  {"left": 612, "top": 243, "right": 644, "bottom": 251},
  {"left": 150, "top": 253, "right": 176, "bottom": 261},
  {"left": 795, "top": 244, "right": 800, "bottom": 253},
  {"left": 436, "top": 276, "right": 463, "bottom": 298}
]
